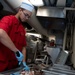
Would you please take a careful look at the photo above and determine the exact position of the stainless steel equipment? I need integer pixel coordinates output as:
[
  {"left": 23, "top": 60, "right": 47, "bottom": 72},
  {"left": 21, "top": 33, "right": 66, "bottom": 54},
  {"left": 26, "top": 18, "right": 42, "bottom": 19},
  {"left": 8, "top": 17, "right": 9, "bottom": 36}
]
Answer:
[{"left": 42, "top": 64, "right": 75, "bottom": 75}]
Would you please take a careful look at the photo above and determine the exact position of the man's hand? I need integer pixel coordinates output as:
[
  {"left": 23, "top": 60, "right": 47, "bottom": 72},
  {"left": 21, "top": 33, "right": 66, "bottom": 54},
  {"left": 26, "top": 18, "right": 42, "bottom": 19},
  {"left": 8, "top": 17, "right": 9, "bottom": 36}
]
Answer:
[
  {"left": 23, "top": 62, "right": 30, "bottom": 71},
  {"left": 15, "top": 51, "right": 24, "bottom": 65}
]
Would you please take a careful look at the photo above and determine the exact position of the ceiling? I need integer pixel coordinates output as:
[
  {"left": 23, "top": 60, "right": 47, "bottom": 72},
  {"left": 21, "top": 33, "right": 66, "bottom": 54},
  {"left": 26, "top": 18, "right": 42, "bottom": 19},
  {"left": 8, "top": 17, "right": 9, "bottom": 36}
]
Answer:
[{"left": 0, "top": 0, "right": 74, "bottom": 36}]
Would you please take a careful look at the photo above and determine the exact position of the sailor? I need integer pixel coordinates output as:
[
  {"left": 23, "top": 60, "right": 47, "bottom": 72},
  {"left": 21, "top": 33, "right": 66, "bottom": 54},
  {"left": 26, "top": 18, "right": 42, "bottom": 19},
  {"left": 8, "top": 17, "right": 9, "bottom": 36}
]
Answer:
[{"left": 0, "top": 0, "right": 34, "bottom": 72}]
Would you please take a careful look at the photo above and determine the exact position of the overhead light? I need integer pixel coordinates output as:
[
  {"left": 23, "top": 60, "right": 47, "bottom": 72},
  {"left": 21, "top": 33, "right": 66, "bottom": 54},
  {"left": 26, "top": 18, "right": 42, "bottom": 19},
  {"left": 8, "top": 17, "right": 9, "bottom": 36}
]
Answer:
[
  {"left": 29, "top": 0, "right": 44, "bottom": 6},
  {"left": 26, "top": 33, "right": 41, "bottom": 38}
]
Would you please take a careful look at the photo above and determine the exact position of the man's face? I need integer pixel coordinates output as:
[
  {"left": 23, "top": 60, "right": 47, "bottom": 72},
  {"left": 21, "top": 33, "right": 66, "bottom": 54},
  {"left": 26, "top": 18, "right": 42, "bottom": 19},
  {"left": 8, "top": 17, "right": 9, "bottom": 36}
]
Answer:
[{"left": 19, "top": 9, "right": 32, "bottom": 22}]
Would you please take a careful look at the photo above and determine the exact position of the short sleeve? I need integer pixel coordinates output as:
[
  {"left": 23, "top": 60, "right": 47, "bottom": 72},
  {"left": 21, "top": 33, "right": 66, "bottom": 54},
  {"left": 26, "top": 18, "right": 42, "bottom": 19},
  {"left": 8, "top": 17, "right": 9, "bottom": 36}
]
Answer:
[{"left": 0, "top": 16, "right": 12, "bottom": 33}]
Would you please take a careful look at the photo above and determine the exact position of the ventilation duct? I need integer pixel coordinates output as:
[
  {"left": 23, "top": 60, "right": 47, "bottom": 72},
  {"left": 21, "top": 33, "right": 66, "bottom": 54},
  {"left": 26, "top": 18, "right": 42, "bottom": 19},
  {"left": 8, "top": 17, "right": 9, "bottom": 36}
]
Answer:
[
  {"left": 4, "top": 0, "right": 48, "bottom": 37},
  {"left": 29, "top": 0, "right": 44, "bottom": 6},
  {"left": 27, "top": 10, "right": 49, "bottom": 37}
]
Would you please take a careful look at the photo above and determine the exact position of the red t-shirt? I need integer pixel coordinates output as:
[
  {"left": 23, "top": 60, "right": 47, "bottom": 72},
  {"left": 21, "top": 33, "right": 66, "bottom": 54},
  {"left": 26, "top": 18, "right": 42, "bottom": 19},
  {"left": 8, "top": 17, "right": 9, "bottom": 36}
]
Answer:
[{"left": 0, "top": 15, "right": 26, "bottom": 71}]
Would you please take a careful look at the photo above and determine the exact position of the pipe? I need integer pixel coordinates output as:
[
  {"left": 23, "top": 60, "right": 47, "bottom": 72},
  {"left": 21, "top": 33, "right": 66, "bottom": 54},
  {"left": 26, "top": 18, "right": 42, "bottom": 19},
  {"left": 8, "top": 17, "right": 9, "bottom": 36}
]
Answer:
[
  {"left": 4, "top": 0, "right": 49, "bottom": 37},
  {"left": 29, "top": 0, "right": 44, "bottom": 6},
  {"left": 72, "top": 25, "right": 75, "bottom": 68},
  {"left": 62, "top": 26, "right": 67, "bottom": 51},
  {"left": 27, "top": 10, "right": 49, "bottom": 37}
]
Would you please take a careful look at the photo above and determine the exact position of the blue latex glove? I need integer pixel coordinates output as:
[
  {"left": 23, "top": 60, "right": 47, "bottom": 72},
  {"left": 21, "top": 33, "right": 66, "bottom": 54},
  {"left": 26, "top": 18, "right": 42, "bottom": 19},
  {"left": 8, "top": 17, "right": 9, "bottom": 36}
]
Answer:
[
  {"left": 15, "top": 51, "right": 24, "bottom": 65},
  {"left": 23, "top": 62, "right": 30, "bottom": 71}
]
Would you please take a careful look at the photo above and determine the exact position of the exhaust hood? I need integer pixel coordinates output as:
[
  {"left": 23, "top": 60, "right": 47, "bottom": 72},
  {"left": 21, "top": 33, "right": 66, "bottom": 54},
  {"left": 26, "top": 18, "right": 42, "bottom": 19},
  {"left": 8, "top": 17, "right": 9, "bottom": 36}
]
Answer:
[{"left": 36, "top": 7, "right": 65, "bottom": 18}]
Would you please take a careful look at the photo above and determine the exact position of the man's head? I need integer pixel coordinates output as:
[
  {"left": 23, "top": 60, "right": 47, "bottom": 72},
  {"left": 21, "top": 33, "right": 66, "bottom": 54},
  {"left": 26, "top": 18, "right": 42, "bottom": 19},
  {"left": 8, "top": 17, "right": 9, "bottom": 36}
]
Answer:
[
  {"left": 20, "top": 1, "right": 34, "bottom": 12},
  {"left": 16, "top": 0, "right": 34, "bottom": 22}
]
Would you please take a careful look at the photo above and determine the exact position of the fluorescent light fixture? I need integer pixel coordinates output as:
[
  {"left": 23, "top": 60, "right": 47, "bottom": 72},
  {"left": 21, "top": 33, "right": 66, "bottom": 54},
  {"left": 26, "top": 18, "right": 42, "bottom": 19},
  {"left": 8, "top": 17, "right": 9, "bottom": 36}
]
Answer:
[
  {"left": 26, "top": 33, "right": 41, "bottom": 38},
  {"left": 29, "top": 0, "right": 44, "bottom": 6},
  {"left": 49, "top": 35, "right": 56, "bottom": 41},
  {"left": 64, "top": 51, "right": 69, "bottom": 54}
]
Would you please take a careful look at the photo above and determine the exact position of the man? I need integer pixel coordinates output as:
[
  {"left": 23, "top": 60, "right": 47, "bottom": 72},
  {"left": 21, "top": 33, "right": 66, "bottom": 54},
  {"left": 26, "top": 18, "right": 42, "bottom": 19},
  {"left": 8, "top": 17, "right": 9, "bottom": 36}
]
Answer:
[{"left": 0, "top": 0, "right": 34, "bottom": 72}]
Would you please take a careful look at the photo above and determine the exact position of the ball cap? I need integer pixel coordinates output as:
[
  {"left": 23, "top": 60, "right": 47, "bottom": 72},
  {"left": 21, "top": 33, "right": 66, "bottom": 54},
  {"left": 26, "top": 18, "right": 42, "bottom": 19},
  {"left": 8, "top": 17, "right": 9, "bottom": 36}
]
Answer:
[{"left": 20, "top": 0, "right": 34, "bottom": 12}]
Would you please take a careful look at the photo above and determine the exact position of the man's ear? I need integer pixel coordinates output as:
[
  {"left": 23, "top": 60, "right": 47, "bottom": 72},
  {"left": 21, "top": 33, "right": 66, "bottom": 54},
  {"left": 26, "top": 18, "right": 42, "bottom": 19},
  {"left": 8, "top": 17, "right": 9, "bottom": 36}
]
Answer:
[
  {"left": 18, "top": 8, "right": 22, "bottom": 15},
  {"left": 19, "top": 8, "right": 22, "bottom": 12}
]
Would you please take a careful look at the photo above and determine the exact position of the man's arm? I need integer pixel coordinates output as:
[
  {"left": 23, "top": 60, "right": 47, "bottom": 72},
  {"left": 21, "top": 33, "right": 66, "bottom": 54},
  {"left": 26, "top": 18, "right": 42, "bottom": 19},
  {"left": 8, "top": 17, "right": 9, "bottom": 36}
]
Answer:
[
  {"left": 22, "top": 47, "right": 30, "bottom": 71},
  {"left": 0, "top": 29, "right": 18, "bottom": 52},
  {"left": 22, "top": 47, "right": 26, "bottom": 62},
  {"left": 0, "top": 29, "right": 24, "bottom": 65}
]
